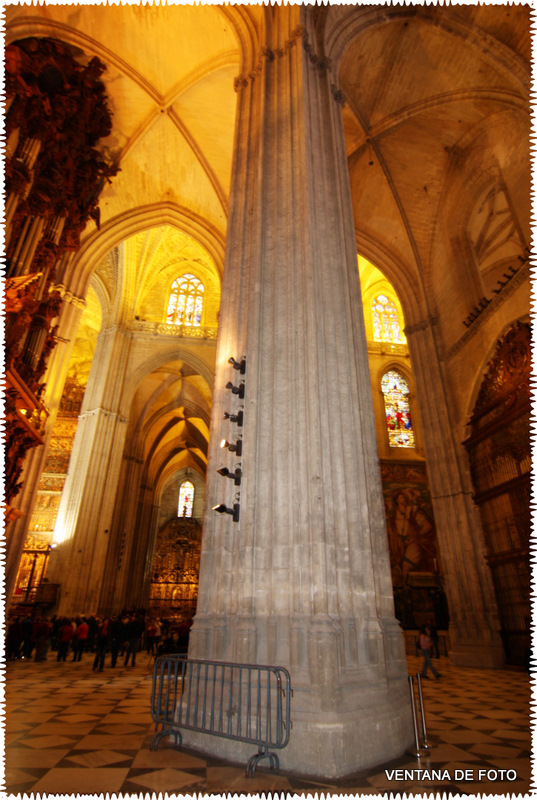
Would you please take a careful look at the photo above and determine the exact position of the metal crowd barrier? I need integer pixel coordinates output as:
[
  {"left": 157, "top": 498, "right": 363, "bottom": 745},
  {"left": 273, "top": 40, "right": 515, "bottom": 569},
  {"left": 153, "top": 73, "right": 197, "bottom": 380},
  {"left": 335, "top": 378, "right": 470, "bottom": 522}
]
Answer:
[{"left": 150, "top": 655, "right": 292, "bottom": 776}]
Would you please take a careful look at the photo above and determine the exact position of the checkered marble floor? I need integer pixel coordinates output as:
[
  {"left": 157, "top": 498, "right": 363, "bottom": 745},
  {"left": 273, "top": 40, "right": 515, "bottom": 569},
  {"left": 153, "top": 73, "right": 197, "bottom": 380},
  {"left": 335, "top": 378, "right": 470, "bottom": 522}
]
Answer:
[{"left": 4, "top": 652, "right": 533, "bottom": 796}]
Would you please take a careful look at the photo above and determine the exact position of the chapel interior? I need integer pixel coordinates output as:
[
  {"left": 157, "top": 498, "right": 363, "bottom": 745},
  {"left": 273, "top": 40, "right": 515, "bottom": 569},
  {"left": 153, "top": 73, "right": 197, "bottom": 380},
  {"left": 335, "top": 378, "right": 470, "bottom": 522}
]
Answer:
[{"left": 4, "top": 1, "right": 531, "bottom": 782}]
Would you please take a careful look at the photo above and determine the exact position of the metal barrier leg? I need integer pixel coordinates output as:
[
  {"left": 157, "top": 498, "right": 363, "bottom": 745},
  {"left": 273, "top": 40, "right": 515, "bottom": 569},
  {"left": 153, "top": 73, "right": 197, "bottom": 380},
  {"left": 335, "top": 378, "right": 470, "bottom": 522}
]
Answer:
[
  {"left": 406, "top": 675, "right": 425, "bottom": 758},
  {"left": 246, "top": 747, "right": 280, "bottom": 777},
  {"left": 151, "top": 726, "right": 182, "bottom": 751},
  {"left": 415, "top": 673, "right": 434, "bottom": 751}
]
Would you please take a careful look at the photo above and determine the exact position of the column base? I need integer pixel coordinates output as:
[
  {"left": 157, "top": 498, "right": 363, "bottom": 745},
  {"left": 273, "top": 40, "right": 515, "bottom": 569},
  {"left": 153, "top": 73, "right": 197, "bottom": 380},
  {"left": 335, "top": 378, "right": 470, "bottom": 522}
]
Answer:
[{"left": 180, "top": 677, "right": 413, "bottom": 778}]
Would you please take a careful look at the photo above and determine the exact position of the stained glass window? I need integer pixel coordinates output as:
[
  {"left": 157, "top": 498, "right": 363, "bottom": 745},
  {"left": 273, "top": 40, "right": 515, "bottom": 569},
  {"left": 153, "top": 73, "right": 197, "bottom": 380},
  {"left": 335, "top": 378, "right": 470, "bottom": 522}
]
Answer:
[
  {"left": 372, "top": 294, "right": 402, "bottom": 343},
  {"left": 167, "top": 274, "right": 204, "bottom": 326},
  {"left": 381, "top": 370, "right": 415, "bottom": 448},
  {"left": 178, "top": 480, "right": 194, "bottom": 517}
]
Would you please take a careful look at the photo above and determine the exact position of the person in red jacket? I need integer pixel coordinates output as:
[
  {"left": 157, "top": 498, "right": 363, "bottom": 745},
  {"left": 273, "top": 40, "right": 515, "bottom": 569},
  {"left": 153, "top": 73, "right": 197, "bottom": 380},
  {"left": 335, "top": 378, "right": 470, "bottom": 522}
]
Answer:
[
  {"left": 72, "top": 617, "right": 89, "bottom": 662},
  {"left": 56, "top": 618, "right": 74, "bottom": 662}
]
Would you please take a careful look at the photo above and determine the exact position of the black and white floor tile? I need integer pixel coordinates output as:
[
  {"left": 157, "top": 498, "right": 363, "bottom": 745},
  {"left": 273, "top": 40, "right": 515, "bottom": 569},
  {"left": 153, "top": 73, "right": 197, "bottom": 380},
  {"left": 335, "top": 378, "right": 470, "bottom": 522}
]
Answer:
[{"left": 4, "top": 652, "right": 532, "bottom": 797}]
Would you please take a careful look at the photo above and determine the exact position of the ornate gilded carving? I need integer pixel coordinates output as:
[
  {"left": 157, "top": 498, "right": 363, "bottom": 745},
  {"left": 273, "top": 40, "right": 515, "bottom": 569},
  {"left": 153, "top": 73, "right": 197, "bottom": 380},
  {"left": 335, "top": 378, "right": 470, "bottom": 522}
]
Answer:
[
  {"left": 4, "top": 412, "right": 40, "bottom": 503},
  {"left": 5, "top": 37, "right": 118, "bottom": 505},
  {"left": 130, "top": 320, "right": 218, "bottom": 339},
  {"left": 149, "top": 517, "right": 202, "bottom": 615},
  {"left": 59, "top": 377, "right": 86, "bottom": 416},
  {"left": 472, "top": 322, "right": 531, "bottom": 420}
]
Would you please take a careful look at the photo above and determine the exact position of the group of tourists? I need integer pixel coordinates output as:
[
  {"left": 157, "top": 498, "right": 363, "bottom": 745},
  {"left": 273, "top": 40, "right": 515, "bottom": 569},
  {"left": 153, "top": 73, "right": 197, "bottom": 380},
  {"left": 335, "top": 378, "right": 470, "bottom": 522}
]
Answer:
[{"left": 5, "top": 611, "right": 193, "bottom": 671}]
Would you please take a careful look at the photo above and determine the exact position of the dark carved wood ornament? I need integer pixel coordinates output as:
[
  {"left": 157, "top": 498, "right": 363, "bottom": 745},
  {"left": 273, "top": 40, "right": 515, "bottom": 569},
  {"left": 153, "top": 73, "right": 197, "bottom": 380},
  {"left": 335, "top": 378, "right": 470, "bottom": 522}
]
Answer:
[
  {"left": 464, "top": 321, "right": 531, "bottom": 666},
  {"left": 4, "top": 37, "right": 119, "bottom": 508}
]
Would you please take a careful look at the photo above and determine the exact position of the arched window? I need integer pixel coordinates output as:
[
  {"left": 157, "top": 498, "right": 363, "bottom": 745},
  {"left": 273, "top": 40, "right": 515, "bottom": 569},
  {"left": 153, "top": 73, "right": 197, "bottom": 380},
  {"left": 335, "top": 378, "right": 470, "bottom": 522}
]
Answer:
[
  {"left": 381, "top": 370, "right": 415, "bottom": 448},
  {"left": 167, "top": 274, "right": 204, "bottom": 326},
  {"left": 372, "top": 294, "right": 403, "bottom": 343},
  {"left": 178, "top": 480, "right": 194, "bottom": 517}
]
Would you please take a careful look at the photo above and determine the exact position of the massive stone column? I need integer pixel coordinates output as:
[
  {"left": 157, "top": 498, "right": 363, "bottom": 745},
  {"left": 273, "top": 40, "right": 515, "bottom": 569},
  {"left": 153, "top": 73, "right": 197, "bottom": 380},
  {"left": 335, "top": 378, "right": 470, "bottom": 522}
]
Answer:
[
  {"left": 46, "top": 325, "right": 132, "bottom": 616},
  {"left": 187, "top": 6, "right": 412, "bottom": 777},
  {"left": 406, "top": 319, "right": 505, "bottom": 667}
]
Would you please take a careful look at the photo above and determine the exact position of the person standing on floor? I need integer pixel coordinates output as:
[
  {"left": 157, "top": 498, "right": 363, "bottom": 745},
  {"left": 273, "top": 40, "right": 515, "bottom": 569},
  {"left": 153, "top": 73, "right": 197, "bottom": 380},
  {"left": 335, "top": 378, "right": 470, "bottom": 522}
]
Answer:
[
  {"left": 72, "top": 616, "right": 89, "bottom": 661},
  {"left": 87, "top": 614, "right": 99, "bottom": 654},
  {"left": 93, "top": 617, "right": 110, "bottom": 672},
  {"left": 57, "top": 618, "right": 74, "bottom": 662},
  {"left": 21, "top": 614, "right": 34, "bottom": 659},
  {"left": 419, "top": 625, "right": 441, "bottom": 680},
  {"left": 6, "top": 617, "right": 23, "bottom": 660},
  {"left": 34, "top": 617, "right": 51, "bottom": 661},
  {"left": 109, "top": 615, "right": 122, "bottom": 667},
  {"left": 124, "top": 614, "right": 145, "bottom": 667},
  {"left": 146, "top": 618, "right": 157, "bottom": 654},
  {"left": 119, "top": 616, "right": 130, "bottom": 657}
]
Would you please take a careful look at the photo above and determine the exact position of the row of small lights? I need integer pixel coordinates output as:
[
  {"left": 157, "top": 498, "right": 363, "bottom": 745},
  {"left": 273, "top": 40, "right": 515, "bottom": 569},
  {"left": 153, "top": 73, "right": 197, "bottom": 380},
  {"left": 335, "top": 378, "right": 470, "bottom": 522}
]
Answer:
[{"left": 212, "top": 356, "right": 245, "bottom": 523}]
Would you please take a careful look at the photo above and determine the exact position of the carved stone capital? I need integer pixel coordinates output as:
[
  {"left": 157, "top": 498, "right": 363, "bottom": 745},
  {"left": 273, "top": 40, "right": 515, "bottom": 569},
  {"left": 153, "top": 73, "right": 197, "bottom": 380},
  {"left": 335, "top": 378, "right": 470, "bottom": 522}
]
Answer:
[
  {"left": 54, "top": 284, "right": 86, "bottom": 309},
  {"left": 234, "top": 25, "right": 340, "bottom": 103},
  {"left": 404, "top": 316, "right": 438, "bottom": 336},
  {"left": 331, "top": 84, "right": 346, "bottom": 107}
]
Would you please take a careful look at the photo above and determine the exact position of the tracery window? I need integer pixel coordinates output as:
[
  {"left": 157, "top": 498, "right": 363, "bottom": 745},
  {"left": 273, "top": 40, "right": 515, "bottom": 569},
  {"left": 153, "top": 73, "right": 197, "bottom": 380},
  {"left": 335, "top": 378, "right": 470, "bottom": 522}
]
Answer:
[
  {"left": 167, "top": 274, "right": 204, "bottom": 326},
  {"left": 178, "top": 481, "right": 194, "bottom": 517},
  {"left": 372, "top": 294, "right": 403, "bottom": 343},
  {"left": 381, "top": 370, "right": 415, "bottom": 448}
]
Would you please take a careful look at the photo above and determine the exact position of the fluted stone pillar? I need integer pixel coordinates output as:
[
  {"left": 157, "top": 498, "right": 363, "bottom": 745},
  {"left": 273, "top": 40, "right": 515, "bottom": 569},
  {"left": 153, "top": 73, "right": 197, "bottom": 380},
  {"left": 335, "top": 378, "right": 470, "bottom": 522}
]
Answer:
[
  {"left": 97, "top": 453, "right": 146, "bottom": 613},
  {"left": 47, "top": 325, "right": 132, "bottom": 616},
  {"left": 187, "top": 7, "right": 412, "bottom": 777},
  {"left": 405, "top": 319, "right": 504, "bottom": 667}
]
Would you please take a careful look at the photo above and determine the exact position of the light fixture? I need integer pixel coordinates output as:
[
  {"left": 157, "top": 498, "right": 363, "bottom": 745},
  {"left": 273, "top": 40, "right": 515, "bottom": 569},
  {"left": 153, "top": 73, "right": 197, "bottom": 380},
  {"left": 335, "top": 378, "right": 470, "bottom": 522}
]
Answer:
[
  {"left": 212, "top": 503, "right": 240, "bottom": 522},
  {"left": 220, "top": 438, "right": 242, "bottom": 456},
  {"left": 217, "top": 466, "right": 242, "bottom": 485},
  {"left": 228, "top": 356, "right": 246, "bottom": 374},
  {"left": 223, "top": 410, "right": 243, "bottom": 426},
  {"left": 226, "top": 381, "right": 245, "bottom": 398}
]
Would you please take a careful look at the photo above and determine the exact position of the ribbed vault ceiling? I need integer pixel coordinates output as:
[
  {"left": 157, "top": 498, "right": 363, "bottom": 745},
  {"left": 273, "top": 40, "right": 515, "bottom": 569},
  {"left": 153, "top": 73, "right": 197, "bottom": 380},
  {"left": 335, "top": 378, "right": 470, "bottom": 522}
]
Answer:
[{"left": 6, "top": 3, "right": 530, "bottom": 491}]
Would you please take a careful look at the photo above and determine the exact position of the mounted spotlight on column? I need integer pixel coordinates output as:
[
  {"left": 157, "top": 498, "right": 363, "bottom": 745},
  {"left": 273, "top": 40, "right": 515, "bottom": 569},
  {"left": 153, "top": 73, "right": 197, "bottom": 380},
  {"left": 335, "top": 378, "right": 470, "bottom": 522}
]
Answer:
[
  {"left": 217, "top": 466, "right": 242, "bottom": 485},
  {"left": 226, "top": 381, "right": 245, "bottom": 399},
  {"left": 223, "top": 410, "right": 243, "bottom": 426},
  {"left": 220, "top": 438, "right": 242, "bottom": 456},
  {"left": 228, "top": 356, "right": 246, "bottom": 374},
  {"left": 212, "top": 503, "right": 240, "bottom": 522}
]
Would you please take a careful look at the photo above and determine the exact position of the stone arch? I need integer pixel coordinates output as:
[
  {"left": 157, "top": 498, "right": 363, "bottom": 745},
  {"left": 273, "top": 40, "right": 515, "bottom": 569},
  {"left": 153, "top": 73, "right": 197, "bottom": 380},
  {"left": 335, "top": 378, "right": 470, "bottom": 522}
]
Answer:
[
  {"left": 147, "top": 437, "right": 208, "bottom": 490},
  {"left": 59, "top": 203, "right": 226, "bottom": 298},
  {"left": 357, "top": 238, "right": 425, "bottom": 327},
  {"left": 120, "top": 346, "right": 215, "bottom": 423},
  {"left": 324, "top": 6, "right": 529, "bottom": 91},
  {"left": 6, "top": 6, "right": 262, "bottom": 92}
]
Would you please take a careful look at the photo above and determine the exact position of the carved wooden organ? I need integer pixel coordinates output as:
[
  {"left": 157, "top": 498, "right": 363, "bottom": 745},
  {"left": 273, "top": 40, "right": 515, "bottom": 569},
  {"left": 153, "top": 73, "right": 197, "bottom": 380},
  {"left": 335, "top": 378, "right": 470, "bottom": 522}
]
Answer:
[
  {"left": 464, "top": 322, "right": 531, "bottom": 665},
  {"left": 4, "top": 37, "right": 118, "bottom": 508}
]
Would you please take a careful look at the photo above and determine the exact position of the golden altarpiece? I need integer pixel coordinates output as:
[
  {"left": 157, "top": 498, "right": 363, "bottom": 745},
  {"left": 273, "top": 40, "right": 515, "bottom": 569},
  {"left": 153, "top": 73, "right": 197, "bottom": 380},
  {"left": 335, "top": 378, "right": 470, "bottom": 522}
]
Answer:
[{"left": 148, "top": 516, "right": 202, "bottom": 619}]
